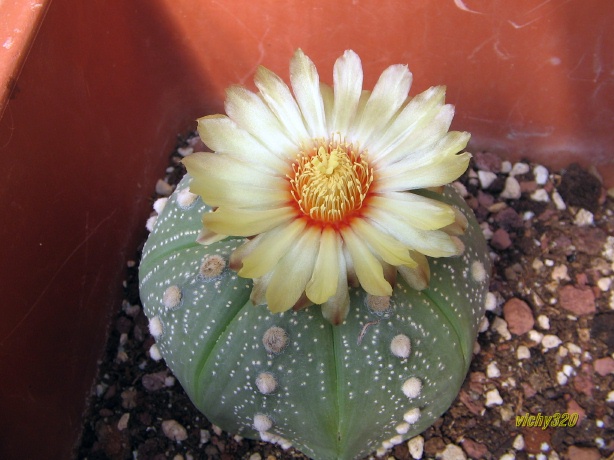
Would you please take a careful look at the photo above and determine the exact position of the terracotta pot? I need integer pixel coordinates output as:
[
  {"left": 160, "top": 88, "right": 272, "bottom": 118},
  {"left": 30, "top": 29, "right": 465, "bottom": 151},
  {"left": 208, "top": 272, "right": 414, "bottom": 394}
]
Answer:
[{"left": 0, "top": 1, "right": 612, "bottom": 458}]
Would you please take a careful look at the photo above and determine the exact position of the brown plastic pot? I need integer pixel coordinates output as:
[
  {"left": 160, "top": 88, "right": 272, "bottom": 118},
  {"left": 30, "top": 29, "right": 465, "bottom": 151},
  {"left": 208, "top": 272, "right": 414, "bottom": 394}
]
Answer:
[{"left": 1, "top": 1, "right": 612, "bottom": 458}]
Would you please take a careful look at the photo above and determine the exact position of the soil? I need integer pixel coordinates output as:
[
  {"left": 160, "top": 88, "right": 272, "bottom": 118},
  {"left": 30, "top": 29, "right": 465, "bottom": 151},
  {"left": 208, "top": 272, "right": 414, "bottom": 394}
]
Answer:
[{"left": 76, "top": 133, "right": 614, "bottom": 460}]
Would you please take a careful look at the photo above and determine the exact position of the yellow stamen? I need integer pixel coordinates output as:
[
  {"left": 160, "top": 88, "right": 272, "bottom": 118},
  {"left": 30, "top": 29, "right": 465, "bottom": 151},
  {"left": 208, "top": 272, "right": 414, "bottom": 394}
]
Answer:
[{"left": 289, "top": 139, "right": 373, "bottom": 224}]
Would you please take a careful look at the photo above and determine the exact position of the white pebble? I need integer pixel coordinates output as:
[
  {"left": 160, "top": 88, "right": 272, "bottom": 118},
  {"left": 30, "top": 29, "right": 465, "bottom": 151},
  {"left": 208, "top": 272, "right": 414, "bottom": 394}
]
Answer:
[
  {"left": 439, "top": 444, "right": 467, "bottom": 460},
  {"left": 211, "top": 424, "right": 223, "bottom": 436},
  {"left": 117, "top": 413, "right": 130, "bottom": 431},
  {"left": 552, "top": 191, "right": 566, "bottom": 210},
  {"left": 452, "top": 181, "right": 468, "bottom": 197},
  {"left": 551, "top": 265, "right": 570, "bottom": 281},
  {"left": 402, "top": 377, "right": 422, "bottom": 399},
  {"left": 177, "top": 146, "right": 194, "bottom": 157},
  {"left": 510, "top": 162, "right": 530, "bottom": 176},
  {"left": 479, "top": 316, "right": 490, "bottom": 333},
  {"left": 533, "top": 165, "right": 549, "bottom": 184},
  {"left": 500, "top": 176, "right": 521, "bottom": 199},
  {"left": 513, "top": 433, "right": 525, "bottom": 450},
  {"left": 499, "top": 454, "right": 515, "bottom": 460},
  {"left": 478, "top": 170, "right": 498, "bottom": 189},
  {"left": 537, "top": 315, "right": 550, "bottom": 330},
  {"left": 556, "top": 371, "right": 568, "bottom": 385},
  {"left": 566, "top": 343, "right": 582, "bottom": 354},
  {"left": 155, "top": 179, "right": 174, "bottom": 196},
  {"left": 531, "top": 189, "right": 550, "bottom": 202},
  {"left": 480, "top": 222, "right": 493, "bottom": 240},
  {"left": 407, "top": 435, "right": 424, "bottom": 459},
  {"left": 487, "top": 362, "right": 501, "bottom": 378},
  {"left": 542, "top": 334, "right": 562, "bottom": 350},
  {"left": 517, "top": 345, "right": 531, "bottom": 360},
  {"left": 248, "top": 454, "right": 262, "bottom": 460},
  {"left": 485, "top": 292, "right": 497, "bottom": 311},
  {"left": 598, "top": 277, "right": 612, "bottom": 291},
  {"left": 574, "top": 209, "right": 594, "bottom": 226},
  {"left": 500, "top": 160, "right": 512, "bottom": 173},
  {"left": 523, "top": 210, "right": 535, "bottom": 220},
  {"left": 162, "top": 419, "right": 188, "bottom": 441},
  {"left": 153, "top": 197, "right": 168, "bottom": 214},
  {"left": 149, "top": 344, "right": 162, "bottom": 361},
  {"left": 563, "top": 364, "right": 574, "bottom": 377},
  {"left": 485, "top": 388, "right": 503, "bottom": 406},
  {"left": 607, "top": 390, "right": 614, "bottom": 402},
  {"left": 390, "top": 334, "right": 411, "bottom": 358},
  {"left": 492, "top": 317, "right": 512, "bottom": 340},
  {"left": 528, "top": 330, "right": 544, "bottom": 345}
]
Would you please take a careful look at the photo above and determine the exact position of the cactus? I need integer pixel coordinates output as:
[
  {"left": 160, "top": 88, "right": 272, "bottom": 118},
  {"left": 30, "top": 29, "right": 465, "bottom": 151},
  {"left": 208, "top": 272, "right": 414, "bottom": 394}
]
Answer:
[{"left": 139, "top": 175, "right": 490, "bottom": 460}]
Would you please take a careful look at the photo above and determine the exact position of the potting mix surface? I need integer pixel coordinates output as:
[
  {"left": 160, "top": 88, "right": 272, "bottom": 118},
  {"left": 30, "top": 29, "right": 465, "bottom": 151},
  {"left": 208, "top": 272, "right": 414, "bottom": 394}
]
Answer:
[{"left": 76, "top": 132, "right": 614, "bottom": 460}]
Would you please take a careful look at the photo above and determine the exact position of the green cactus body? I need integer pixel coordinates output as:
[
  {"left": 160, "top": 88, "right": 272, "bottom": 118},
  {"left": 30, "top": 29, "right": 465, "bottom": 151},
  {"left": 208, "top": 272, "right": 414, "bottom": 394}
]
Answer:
[{"left": 139, "top": 175, "right": 490, "bottom": 460}]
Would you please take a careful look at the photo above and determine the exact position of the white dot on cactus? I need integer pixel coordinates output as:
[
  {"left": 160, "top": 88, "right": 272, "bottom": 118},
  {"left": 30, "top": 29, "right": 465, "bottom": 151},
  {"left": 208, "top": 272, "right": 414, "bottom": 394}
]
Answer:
[
  {"left": 402, "top": 377, "right": 422, "bottom": 399},
  {"left": 262, "top": 326, "right": 288, "bottom": 354},
  {"left": 149, "top": 344, "right": 162, "bottom": 361},
  {"left": 390, "top": 334, "right": 411, "bottom": 358},
  {"left": 366, "top": 294, "right": 390, "bottom": 313},
  {"left": 162, "top": 285, "right": 182, "bottom": 310},
  {"left": 148, "top": 315, "right": 163, "bottom": 339},
  {"left": 403, "top": 407, "right": 421, "bottom": 424},
  {"left": 471, "top": 260, "right": 486, "bottom": 282},
  {"left": 253, "top": 414, "right": 273, "bottom": 432},
  {"left": 176, "top": 188, "right": 198, "bottom": 209},
  {"left": 395, "top": 422, "right": 410, "bottom": 434},
  {"left": 199, "top": 254, "right": 226, "bottom": 279},
  {"left": 153, "top": 197, "right": 168, "bottom": 214},
  {"left": 255, "top": 372, "right": 277, "bottom": 394}
]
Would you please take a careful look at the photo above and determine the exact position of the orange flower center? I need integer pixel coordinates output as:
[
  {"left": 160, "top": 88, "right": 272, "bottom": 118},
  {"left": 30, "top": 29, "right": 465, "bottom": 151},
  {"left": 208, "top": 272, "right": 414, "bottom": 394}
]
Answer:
[{"left": 289, "top": 138, "right": 373, "bottom": 224}]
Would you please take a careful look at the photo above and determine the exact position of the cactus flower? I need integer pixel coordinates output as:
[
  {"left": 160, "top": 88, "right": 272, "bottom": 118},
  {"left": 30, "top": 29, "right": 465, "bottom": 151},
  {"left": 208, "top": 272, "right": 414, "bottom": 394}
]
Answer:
[{"left": 183, "top": 49, "right": 471, "bottom": 324}]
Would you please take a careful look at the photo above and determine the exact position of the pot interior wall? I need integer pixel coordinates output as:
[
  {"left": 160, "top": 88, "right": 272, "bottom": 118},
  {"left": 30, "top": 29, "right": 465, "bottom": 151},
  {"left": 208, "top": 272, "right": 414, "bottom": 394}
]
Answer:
[{"left": 0, "top": 1, "right": 612, "bottom": 458}]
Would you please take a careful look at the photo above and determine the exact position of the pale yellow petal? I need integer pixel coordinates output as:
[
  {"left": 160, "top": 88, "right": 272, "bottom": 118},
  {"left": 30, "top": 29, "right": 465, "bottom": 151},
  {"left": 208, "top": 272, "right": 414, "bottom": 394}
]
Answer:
[
  {"left": 340, "top": 226, "right": 392, "bottom": 296},
  {"left": 320, "top": 82, "right": 334, "bottom": 128},
  {"left": 196, "top": 115, "right": 289, "bottom": 174},
  {"left": 373, "top": 131, "right": 471, "bottom": 192},
  {"left": 330, "top": 50, "right": 363, "bottom": 135},
  {"left": 250, "top": 272, "right": 273, "bottom": 305},
  {"left": 254, "top": 65, "right": 310, "bottom": 144},
  {"left": 397, "top": 251, "right": 430, "bottom": 291},
  {"left": 266, "top": 226, "right": 320, "bottom": 313},
  {"left": 369, "top": 192, "right": 455, "bottom": 230},
  {"left": 351, "top": 219, "right": 417, "bottom": 267},
  {"left": 441, "top": 206, "right": 469, "bottom": 235},
  {"left": 368, "top": 85, "right": 446, "bottom": 163},
  {"left": 202, "top": 206, "right": 295, "bottom": 237},
  {"left": 196, "top": 226, "right": 227, "bottom": 245},
  {"left": 305, "top": 227, "right": 340, "bottom": 304},
  {"left": 364, "top": 209, "right": 460, "bottom": 257},
  {"left": 224, "top": 85, "right": 297, "bottom": 159},
  {"left": 290, "top": 49, "right": 327, "bottom": 138},
  {"left": 238, "top": 218, "right": 307, "bottom": 278},
  {"left": 351, "top": 64, "right": 412, "bottom": 145},
  {"left": 320, "top": 247, "right": 350, "bottom": 325}
]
